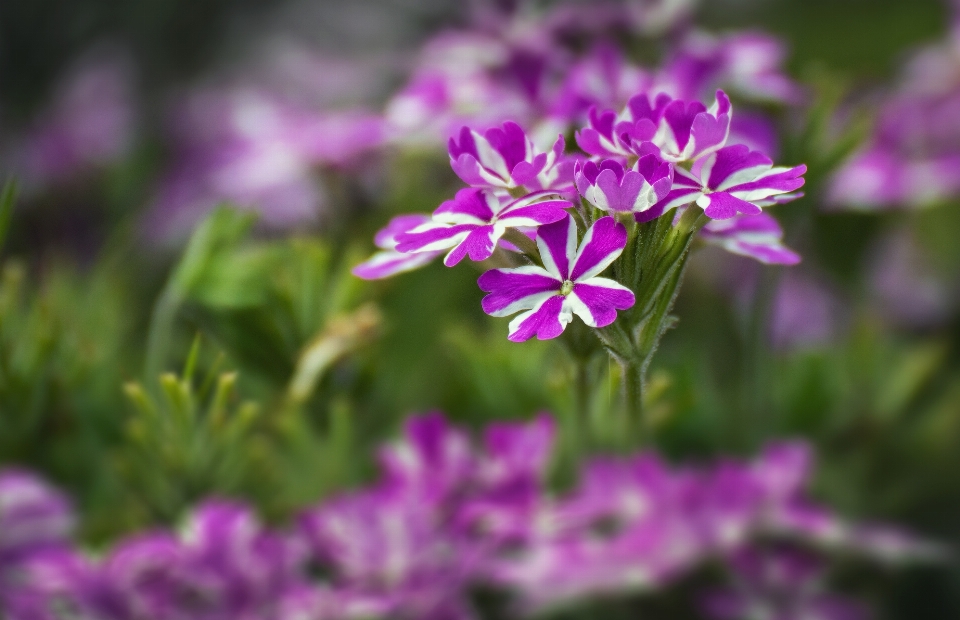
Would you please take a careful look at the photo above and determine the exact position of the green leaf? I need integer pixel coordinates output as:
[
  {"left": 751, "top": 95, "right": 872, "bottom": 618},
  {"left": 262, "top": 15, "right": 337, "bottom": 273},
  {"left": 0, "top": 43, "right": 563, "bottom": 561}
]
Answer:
[{"left": 0, "top": 179, "right": 18, "bottom": 253}]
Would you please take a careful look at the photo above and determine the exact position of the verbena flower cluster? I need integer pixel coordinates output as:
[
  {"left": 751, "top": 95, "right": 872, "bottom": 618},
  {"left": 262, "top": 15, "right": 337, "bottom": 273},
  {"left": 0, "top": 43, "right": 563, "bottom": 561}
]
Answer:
[
  {"left": 1, "top": 416, "right": 935, "bottom": 620},
  {"left": 356, "top": 89, "right": 806, "bottom": 341}
]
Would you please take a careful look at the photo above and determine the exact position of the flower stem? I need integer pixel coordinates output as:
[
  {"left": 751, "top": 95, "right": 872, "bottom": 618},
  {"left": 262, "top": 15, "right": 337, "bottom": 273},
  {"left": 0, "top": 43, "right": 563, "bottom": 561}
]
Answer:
[{"left": 621, "top": 357, "right": 646, "bottom": 446}]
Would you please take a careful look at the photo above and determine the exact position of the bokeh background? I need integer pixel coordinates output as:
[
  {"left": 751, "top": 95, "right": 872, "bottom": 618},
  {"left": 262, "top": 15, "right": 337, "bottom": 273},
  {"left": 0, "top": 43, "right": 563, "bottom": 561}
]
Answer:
[{"left": 1, "top": 0, "right": 959, "bottom": 618}]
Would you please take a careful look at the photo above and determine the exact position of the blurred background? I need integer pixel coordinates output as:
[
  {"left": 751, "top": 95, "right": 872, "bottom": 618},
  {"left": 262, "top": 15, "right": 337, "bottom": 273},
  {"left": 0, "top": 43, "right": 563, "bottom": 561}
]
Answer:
[{"left": 1, "top": 0, "right": 959, "bottom": 618}]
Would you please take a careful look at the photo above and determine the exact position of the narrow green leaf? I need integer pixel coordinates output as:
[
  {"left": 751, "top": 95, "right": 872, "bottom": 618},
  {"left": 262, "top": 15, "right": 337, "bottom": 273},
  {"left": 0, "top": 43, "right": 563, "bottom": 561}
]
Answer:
[
  {"left": 0, "top": 179, "right": 18, "bottom": 253},
  {"left": 183, "top": 333, "right": 203, "bottom": 384}
]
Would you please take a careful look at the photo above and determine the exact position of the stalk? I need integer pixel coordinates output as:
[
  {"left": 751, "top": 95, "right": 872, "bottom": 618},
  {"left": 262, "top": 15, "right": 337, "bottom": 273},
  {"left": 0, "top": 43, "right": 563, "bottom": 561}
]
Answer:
[{"left": 597, "top": 208, "right": 708, "bottom": 447}]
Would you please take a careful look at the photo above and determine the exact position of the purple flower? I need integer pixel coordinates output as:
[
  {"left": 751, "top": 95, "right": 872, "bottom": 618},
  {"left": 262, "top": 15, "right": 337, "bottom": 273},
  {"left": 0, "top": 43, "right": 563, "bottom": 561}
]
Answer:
[
  {"left": 67, "top": 501, "right": 307, "bottom": 620},
  {"left": 489, "top": 454, "right": 706, "bottom": 611},
  {"left": 702, "top": 547, "right": 869, "bottom": 620},
  {"left": 378, "top": 412, "right": 476, "bottom": 504},
  {"left": 652, "top": 89, "right": 734, "bottom": 162},
  {"left": 0, "top": 470, "right": 74, "bottom": 565},
  {"left": 478, "top": 215, "right": 635, "bottom": 341},
  {"left": 352, "top": 215, "right": 444, "bottom": 280},
  {"left": 575, "top": 93, "right": 672, "bottom": 158},
  {"left": 449, "top": 121, "right": 570, "bottom": 191},
  {"left": 15, "top": 50, "right": 135, "bottom": 187},
  {"left": 576, "top": 90, "right": 732, "bottom": 163},
  {"left": 456, "top": 414, "right": 556, "bottom": 543},
  {"left": 0, "top": 471, "right": 76, "bottom": 620},
  {"left": 299, "top": 488, "right": 477, "bottom": 620},
  {"left": 0, "top": 547, "right": 88, "bottom": 620},
  {"left": 395, "top": 188, "right": 571, "bottom": 267},
  {"left": 699, "top": 212, "right": 801, "bottom": 265},
  {"left": 767, "top": 272, "right": 842, "bottom": 351},
  {"left": 827, "top": 147, "right": 960, "bottom": 210},
  {"left": 646, "top": 144, "right": 806, "bottom": 221},
  {"left": 149, "top": 88, "right": 385, "bottom": 238},
  {"left": 826, "top": 16, "right": 960, "bottom": 210},
  {"left": 574, "top": 153, "right": 673, "bottom": 215}
]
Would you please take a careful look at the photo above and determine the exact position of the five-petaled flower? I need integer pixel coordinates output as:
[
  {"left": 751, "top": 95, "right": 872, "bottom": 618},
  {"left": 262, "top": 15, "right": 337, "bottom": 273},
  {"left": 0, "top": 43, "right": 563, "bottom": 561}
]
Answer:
[
  {"left": 643, "top": 144, "right": 806, "bottom": 221},
  {"left": 396, "top": 188, "right": 572, "bottom": 267},
  {"left": 575, "top": 152, "right": 673, "bottom": 215},
  {"left": 478, "top": 215, "right": 635, "bottom": 342},
  {"left": 449, "top": 122, "right": 571, "bottom": 191},
  {"left": 353, "top": 214, "right": 444, "bottom": 280},
  {"left": 576, "top": 90, "right": 733, "bottom": 163},
  {"left": 699, "top": 212, "right": 800, "bottom": 265}
]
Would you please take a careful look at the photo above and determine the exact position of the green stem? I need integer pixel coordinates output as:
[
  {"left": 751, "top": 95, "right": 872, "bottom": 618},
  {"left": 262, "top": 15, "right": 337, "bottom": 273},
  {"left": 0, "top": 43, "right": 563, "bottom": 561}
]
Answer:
[
  {"left": 144, "top": 287, "right": 182, "bottom": 385},
  {"left": 621, "top": 357, "right": 645, "bottom": 447},
  {"left": 501, "top": 229, "right": 542, "bottom": 266}
]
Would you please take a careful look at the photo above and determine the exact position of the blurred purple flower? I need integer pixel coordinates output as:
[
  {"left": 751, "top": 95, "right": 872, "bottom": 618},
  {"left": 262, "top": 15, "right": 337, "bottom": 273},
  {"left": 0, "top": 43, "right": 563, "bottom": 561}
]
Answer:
[
  {"left": 662, "top": 31, "right": 803, "bottom": 104},
  {"left": 0, "top": 470, "right": 74, "bottom": 564},
  {"left": 828, "top": 9, "right": 960, "bottom": 209},
  {"left": 767, "top": 272, "right": 843, "bottom": 351},
  {"left": 150, "top": 88, "right": 384, "bottom": 238},
  {"left": 866, "top": 231, "right": 957, "bottom": 327},
  {"left": 488, "top": 453, "right": 706, "bottom": 611},
  {"left": 0, "top": 471, "right": 76, "bottom": 620},
  {"left": 64, "top": 501, "right": 307, "bottom": 620},
  {"left": 15, "top": 51, "right": 134, "bottom": 188},
  {"left": 549, "top": 43, "right": 651, "bottom": 127}
]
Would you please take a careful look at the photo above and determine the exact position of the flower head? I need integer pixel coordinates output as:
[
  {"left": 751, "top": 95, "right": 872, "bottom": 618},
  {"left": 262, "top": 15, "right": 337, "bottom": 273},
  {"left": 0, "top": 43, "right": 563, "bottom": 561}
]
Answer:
[
  {"left": 575, "top": 153, "right": 673, "bottom": 214},
  {"left": 478, "top": 215, "right": 635, "bottom": 341},
  {"left": 395, "top": 188, "right": 571, "bottom": 267}
]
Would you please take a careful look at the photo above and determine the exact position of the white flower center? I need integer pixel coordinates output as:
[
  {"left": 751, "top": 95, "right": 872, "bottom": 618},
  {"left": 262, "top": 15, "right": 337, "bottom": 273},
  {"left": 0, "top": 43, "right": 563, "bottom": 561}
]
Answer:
[{"left": 560, "top": 280, "right": 574, "bottom": 296}]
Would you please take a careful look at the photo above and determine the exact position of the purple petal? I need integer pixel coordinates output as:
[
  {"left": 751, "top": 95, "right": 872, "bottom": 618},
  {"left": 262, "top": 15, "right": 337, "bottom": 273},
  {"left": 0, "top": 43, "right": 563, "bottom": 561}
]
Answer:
[
  {"left": 507, "top": 295, "right": 567, "bottom": 342},
  {"left": 374, "top": 214, "right": 432, "bottom": 250},
  {"left": 478, "top": 266, "right": 560, "bottom": 316},
  {"left": 703, "top": 145, "right": 773, "bottom": 191},
  {"left": 569, "top": 280, "right": 635, "bottom": 327},
  {"left": 687, "top": 90, "right": 732, "bottom": 160},
  {"left": 352, "top": 249, "right": 441, "bottom": 279},
  {"left": 700, "top": 212, "right": 801, "bottom": 265},
  {"left": 570, "top": 216, "right": 628, "bottom": 281},
  {"left": 727, "top": 164, "right": 807, "bottom": 200},
  {"left": 498, "top": 194, "right": 571, "bottom": 228},
  {"left": 434, "top": 188, "right": 497, "bottom": 224},
  {"left": 697, "top": 191, "right": 761, "bottom": 220},
  {"left": 396, "top": 222, "right": 475, "bottom": 255},
  {"left": 443, "top": 225, "right": 497, "bottom": 266},
  {"left": 536, "top": 216, "right": 578, "bottom": 280}
]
